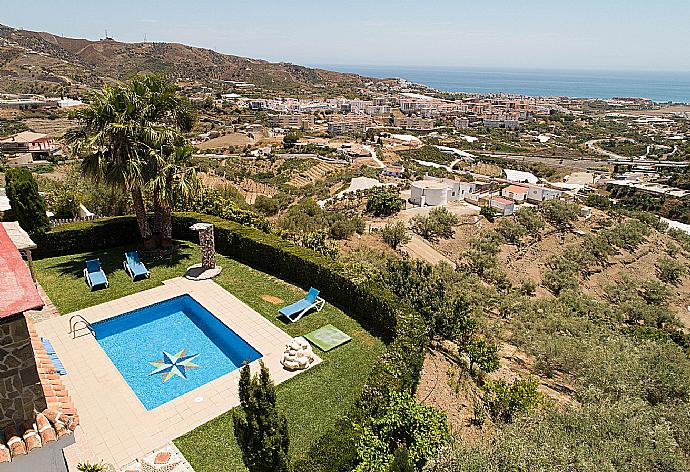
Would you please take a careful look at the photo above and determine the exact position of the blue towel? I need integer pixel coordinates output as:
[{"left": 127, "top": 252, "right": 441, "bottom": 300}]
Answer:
[{"left": 40, "top": 337, "right": 66, "bottom": 375}]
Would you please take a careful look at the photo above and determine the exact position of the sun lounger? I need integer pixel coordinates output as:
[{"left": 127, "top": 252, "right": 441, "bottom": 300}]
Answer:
[
  {"left": 278, "top": 287, "right": 325, "bottom": 323},
  {"left": 40, "top": 337, "right": 66, "bottom": 375},
  {"left": 123, "top": 251, "right": 150, "bottom": 281},
  {"left": 84, "top": 258, "right": 108, "bottom": 290}
]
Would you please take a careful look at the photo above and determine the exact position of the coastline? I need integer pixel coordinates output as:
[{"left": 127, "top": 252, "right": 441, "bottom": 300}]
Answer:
[{"left": 314, "top": 64, "right": 690, "bottom": 103}]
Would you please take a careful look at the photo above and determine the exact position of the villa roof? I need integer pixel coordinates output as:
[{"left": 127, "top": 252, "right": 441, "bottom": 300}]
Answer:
[
  {"left": 0, "top": 224, "right": 42, "bottom": 318},
  {"left": 504, "top": 184, "right": 529, "bottom": 194},
  {"left": 0, "top": 131, "right": 50, "bottom": 144},
  {"left": 492, "top": 197, "right": 515, "bottom": 205}
]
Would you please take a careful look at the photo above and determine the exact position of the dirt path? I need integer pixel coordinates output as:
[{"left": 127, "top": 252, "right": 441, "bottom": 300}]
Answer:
[{"left": 402, "top": 234, "right": 456, "bottom": 267}]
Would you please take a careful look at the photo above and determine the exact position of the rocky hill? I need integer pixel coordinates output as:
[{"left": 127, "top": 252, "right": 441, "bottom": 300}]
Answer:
[{"left": 0, "top": 24, "right": 381, "bottom": 96}]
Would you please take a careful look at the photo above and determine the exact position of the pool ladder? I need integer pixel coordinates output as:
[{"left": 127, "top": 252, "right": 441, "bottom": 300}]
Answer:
[{"left": 68, "top": 315, "right": 95, "bottom": 339}]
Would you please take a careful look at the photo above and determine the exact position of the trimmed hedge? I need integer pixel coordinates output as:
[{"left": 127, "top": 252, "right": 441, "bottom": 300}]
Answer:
[
  {"left": 34, "top": 213, "right": 429, "bottom": 471},
  {"left": 33, "top": 216, "right": 141, "bottom": 259}
]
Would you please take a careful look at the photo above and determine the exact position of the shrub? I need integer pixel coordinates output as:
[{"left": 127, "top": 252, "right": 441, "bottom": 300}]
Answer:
[
  {"left": 382, "top": 221, "right": 410, "bottom": 249},
  {"left": 411, "top": 207, "right": 459, "bottom": 242},
  {"left": 366, "top": 188, "right": 402, "bottom": 217},
  {"left": 464, "top": 230, "right": 504, "bottom": 277},
  {"left": 328, "top": 215, "right": 364, "bottom": 240},
  {"left": 233, "top": 361, "right": 290, "bottom": 472},
  {"left": 656, "top": 257, "right": 687, "bottom": 285},
  {"left": 253, "top": 195, "right": 281, "bottom": 216},
  {"left": 495, "top": 218, "right": 527, "bottom": 245},
  {"left": 584, "top": 193, "right": 611, "bottom": 210},
  {"left": 47, "top": 188, "right": 81, "bottom": 218},
  {"left": 482, "top": 377, "right": 543, "bottom": 423},
  {"left": 177, "top": 186, "right": 268, "bottom": 230},
  {"left": 479, "top": 205, "right": 496, "bottom": 222},
  {"left": 519, "top": 279, "right": 537, "bottom": 296},
  {"left": 283, "top": 132, "right": 299, "bottom": 148},
  {"left": 540, "top": 200, "right": 580, "bottom": 232},
  {"left": 464, "top": 338, "right": 500, "bottom": 375},
  {"left": 354, "top": 390, "right": 449, "bottom": 471},
  {"left": 388, "top": 446, "right": 415, "bottom": 472},
  {"left": 668, "top": 228, "right": 690, "bottom": 252},
  {"left": 4, "top": 167, "right": 51, "bottom": 234},
  {"left": 300, "top": 230, "right": 339, "bottom": 258},
  {"left": 514, "top": 206, "right": 545, "bottom": 234},
  {"left": 542, "top": 270, "right": 579, "bottom": 295}
]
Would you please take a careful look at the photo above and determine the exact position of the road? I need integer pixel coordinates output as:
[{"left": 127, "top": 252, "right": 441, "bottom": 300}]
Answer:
[
  {"left": 584, "top": 138, "right": 636, "bottom": 160},
  {"left": 363, "top": 145, "right": 385, "bottom": 168}
]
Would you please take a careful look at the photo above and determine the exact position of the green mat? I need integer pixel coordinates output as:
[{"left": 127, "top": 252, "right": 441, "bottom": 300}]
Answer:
[{"left": 304, "top": 324, "right": 352, "bottom": 352}]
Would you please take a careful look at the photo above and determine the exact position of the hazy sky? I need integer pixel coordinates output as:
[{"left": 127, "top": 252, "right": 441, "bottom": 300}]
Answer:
[{"left": 3, "top": 0, "right": 690, "bottom": 71}]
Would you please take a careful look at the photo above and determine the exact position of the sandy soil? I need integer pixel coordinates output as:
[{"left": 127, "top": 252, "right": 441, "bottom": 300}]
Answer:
[
  {"left": 196, "top": 132, "right": 260, "bottom": 150},
  {"left": 23, "top": 117, "right": 75, "bottom": 137}
]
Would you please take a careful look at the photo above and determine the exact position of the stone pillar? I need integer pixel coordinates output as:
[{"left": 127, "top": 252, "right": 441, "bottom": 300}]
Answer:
[
  {"left": 0, "top": 314, "right": 46, "bottom": 426},
  {"left": 190, "top": 223, "right": 216, "bottom": 269}
]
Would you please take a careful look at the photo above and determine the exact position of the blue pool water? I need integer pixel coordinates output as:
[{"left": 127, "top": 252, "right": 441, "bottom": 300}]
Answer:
[{"left": 93, "top": 295, "right": 261, "bottom": 410}]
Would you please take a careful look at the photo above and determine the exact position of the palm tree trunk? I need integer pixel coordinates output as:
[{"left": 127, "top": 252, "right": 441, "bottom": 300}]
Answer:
[
  {"left": 161, "top": 204, "right": 173, "bottom": 249},
  {"left": 131, "top": 186, "right": 154, "bottom": 249},
  {"left": 153, "top": 191, "right": 163, "bottom": 248}
]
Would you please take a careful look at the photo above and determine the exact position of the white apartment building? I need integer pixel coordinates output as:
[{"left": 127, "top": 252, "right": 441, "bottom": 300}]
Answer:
[
  {"left": 327, "top": 115, "right": 372, "bottom": 136},
  {"left": 270, "top": 114, "right": 315, "bottom": 130}
]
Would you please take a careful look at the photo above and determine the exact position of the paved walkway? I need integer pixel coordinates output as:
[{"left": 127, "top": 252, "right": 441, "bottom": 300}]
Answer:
[{"left": 35, "top": 278, "right": 319, "bottom": 470}]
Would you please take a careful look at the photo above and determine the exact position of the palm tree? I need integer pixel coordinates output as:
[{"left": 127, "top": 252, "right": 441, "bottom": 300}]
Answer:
[
  {"left": 149, "top": 143, "right": 199, "bottom": 248},
  {"left": 65, "top": 84, "right": 154, "bottom": 246},
  {"left": 66, "top": 74, "right": 195, "bottom": 250}
]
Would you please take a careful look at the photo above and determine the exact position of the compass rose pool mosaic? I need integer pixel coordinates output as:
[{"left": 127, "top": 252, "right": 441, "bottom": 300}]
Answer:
[{"left": 92, "top": 294, "right": 261, "bottom": 410}]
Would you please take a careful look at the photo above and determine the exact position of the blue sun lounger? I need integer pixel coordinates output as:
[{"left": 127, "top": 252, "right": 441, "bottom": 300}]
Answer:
[
  {"left": 41, "top": 337, "right": 66, "bottom": 375},
  {"left": 84, "top": 258, "right": 108, "bottom": 290},
  {"left": 123, "top": 251, "right": 150, "bottom": 281},
  {"left": 278, "top": 287, "right": 325, "bottom": 323}
]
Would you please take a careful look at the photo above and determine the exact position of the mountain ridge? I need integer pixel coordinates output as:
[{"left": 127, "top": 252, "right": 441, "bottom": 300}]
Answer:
[{"left": 0, "top": 24, "right": 385, "bottom": 96}]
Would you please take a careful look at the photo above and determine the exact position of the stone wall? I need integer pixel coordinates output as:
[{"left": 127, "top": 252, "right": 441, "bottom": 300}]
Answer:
[{"left": 0, "top": 314, "right": 46, "bottom": 426}]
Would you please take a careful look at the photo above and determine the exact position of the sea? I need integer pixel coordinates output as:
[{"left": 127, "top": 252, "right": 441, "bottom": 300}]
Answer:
[{"left": 314, "top": 65, "right": 690, "bottom": 103}]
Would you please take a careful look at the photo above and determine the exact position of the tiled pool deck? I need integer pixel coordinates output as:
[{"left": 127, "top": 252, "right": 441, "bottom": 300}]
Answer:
[{"left": 34, "top": 277, "right": 320, "bottom": 469}]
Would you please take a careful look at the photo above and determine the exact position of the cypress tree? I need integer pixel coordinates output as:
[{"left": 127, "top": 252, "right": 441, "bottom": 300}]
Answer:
[
  {"left": 4, "top": 167, "right": 50, "bottom": 234},
  {"left": 232, "top": 361, "right": 290, "bottom": 472}
]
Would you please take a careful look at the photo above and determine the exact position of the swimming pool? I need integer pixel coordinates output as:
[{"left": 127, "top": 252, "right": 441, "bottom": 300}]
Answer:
[{"left": 93, "top": 294, "right": 261, "bottom": 410}]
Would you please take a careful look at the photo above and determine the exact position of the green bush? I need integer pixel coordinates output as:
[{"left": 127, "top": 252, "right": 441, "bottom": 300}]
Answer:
[
  {"left": 4, "top": 167, "right": 51, "bottom": 234},
  {"left": 585, "top": 193, "right": 611, "bottom": 210},
  {"left": 482, "top": 377, "right": 543, "bottom": 423},
  {"left": 495, "top": 218, "right": 527, "bottom": 245},
  {"left": 411, "top": 207, "right": 459, "bottom": 242},
  {"left": 354, "top": 390, "right": 449, "bottom": 471},
  {"left": 479, "top": 205, "right": 495, "bottom": 222},
  {"left": 514, "top": 207, "right": 545, "bottom": 235},
  {"left": 366, "top": 188, "right": 402, "bottom": 217},
  {"left": 656, "top": 257, "right": 687, "bottom": 285},
  {"left": 382, "top": 222, "right": 410, "bottom": 249},
  {"left": 540, "top": 200, "right": 580, "bottom": 232},
  {"left": 252, "top": 195, "right": 281, "bottom": 216}
]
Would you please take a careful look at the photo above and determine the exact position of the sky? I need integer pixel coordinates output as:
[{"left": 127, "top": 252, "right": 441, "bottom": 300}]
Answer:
[{"left": 2, "top": 0, "right": 690, "bottom": 72}]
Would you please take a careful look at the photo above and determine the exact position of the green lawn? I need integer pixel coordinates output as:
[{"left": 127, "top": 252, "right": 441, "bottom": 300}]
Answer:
[{"left": 34, "top": 243, "right": 384, "bottom": 471}]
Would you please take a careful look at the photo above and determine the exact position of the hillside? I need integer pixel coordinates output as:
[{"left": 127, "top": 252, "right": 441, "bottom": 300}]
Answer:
[{"left": 0, "top": 24, "right": 382, "bottom": 95}]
